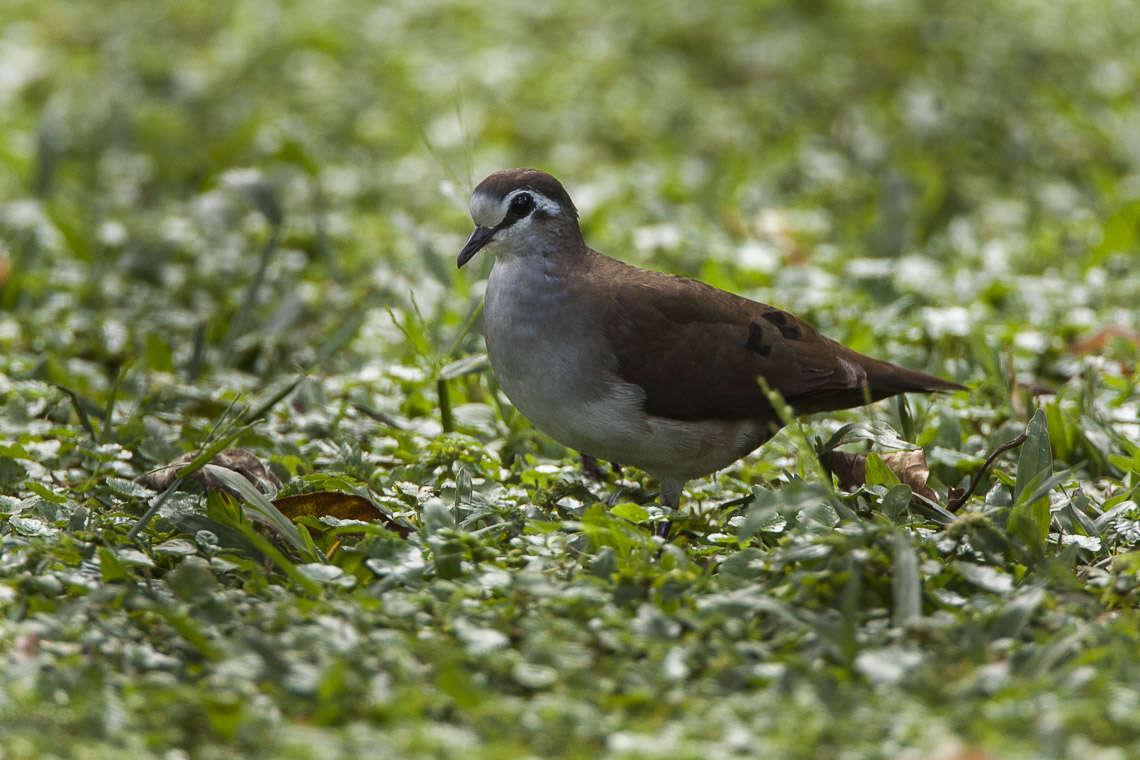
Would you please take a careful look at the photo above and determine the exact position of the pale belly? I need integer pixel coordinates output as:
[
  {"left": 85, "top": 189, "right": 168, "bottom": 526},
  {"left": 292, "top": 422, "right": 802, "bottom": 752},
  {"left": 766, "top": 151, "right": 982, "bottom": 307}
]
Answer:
[{"left": 483, "top": 260, "right": 769, "bottom": 481}]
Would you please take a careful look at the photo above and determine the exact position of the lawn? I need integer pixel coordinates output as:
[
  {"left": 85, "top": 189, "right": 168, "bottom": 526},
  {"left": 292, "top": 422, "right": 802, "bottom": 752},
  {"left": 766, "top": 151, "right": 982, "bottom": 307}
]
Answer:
[{"left": 2, "top": 0, "right": 1140, "bottom": 757}]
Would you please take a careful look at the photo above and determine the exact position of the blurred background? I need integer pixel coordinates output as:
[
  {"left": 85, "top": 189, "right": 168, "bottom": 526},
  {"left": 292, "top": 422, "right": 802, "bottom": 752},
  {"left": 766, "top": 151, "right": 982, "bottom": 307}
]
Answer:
[
  {"left": 3, "top": 0, "right": 1138, "bottom": 391},
  {"left": 3, "top": 2, "right": 1140, "bottom": 756},
  {"left": 0, "top": 0, "right": 1138, "bottom": 473}
]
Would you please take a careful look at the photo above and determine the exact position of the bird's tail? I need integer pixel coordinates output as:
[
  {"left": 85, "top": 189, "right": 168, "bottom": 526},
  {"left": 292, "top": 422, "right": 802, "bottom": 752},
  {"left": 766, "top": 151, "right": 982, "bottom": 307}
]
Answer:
[
  {"left": 862, "top": 355, "right": 967, "bottom": 397},
  {"left": 793, "top": 350, "right": 965, "bottom": 415}
]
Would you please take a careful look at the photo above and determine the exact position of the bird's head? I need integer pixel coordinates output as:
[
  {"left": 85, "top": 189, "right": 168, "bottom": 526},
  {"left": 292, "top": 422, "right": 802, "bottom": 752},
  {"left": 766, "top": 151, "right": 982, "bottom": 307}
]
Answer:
[{"left": 457, "top": 168, "right": 582, "bottom": 267}]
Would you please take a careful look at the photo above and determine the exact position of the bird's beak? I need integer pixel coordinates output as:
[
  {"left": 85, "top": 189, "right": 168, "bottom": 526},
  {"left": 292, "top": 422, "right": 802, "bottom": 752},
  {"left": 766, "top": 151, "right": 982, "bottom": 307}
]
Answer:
[{"left": 457, "top": 226, "right": 497, "bottom": 268}]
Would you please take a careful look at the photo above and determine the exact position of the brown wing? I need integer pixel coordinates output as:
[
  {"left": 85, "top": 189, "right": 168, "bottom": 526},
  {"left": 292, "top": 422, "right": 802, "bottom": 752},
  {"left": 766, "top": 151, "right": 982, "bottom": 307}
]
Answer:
[{"left": 592, "top": 256, "right": 962, "bottom": 422}]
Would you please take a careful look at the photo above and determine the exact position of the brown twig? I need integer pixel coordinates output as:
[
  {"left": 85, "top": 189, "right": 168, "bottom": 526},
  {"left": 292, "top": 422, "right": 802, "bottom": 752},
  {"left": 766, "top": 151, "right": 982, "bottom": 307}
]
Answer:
[{"left": 946, "top": 432, "right": 1028, "bottom": 511}]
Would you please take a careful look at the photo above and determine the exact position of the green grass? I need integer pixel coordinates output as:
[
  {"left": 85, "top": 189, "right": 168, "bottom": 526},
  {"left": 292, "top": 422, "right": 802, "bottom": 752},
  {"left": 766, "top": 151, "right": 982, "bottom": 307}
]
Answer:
[{"left": 2, "top": 0, "right": 1140, "bottom": 757}]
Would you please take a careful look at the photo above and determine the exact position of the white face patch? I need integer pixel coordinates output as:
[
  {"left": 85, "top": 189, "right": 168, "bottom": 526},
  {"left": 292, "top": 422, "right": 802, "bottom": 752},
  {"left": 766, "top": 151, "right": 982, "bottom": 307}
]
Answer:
[{"left": 469, "top": 189, "right": 561, "bottom": 227}]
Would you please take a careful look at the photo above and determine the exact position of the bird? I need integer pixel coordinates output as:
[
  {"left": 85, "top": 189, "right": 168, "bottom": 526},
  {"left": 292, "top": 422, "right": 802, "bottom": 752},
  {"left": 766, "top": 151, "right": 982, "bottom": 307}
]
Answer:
[{"left": 457, "top": 168, "right": 965, "bottom": 525}]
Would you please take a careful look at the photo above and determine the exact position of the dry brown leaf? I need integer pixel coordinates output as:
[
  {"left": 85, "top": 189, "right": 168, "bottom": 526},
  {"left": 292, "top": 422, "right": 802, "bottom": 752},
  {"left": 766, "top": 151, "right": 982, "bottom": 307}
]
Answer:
[
  {"left": 140, "top": 448, "right": 282, "bottom": 496},
  {"left": 826, "top": 450, "right": 867, "bottom": 492},
  {"left": 273, "top": 491, "right": 376, "bottom": 521},
  {"left": 273, "top": 491, "right": 413, "bottom": 537},
  {"left": 825, "top": 449, "right": 937, "bottom": 501},
  {"left": 882, "top": 450, "right": 938, "bottom": 501},
  {"left": 1069, "top": 325, "right": 1138, "bottom": 377},
  {"left": 1069, "top": 325, "right": 1140, "bottom": 355}
]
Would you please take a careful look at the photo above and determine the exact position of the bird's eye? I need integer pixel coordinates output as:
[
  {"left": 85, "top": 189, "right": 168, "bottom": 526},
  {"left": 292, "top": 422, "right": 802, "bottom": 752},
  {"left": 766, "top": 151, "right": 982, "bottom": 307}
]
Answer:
[{"left": 509, "top": 192, "right": 534, "bottom": 216}]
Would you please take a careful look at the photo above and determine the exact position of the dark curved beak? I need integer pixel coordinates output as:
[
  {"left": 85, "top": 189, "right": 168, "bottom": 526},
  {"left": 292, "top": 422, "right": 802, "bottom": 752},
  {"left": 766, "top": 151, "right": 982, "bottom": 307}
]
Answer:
[{"left": 457, "top": 226, "right": 497, "bottom": 268}]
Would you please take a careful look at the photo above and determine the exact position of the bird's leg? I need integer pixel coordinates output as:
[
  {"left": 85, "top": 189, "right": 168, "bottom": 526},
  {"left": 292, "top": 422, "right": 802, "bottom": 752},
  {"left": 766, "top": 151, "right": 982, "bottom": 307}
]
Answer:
[{"left": 655, "top": 478, "right": 683, "bottom": 538}]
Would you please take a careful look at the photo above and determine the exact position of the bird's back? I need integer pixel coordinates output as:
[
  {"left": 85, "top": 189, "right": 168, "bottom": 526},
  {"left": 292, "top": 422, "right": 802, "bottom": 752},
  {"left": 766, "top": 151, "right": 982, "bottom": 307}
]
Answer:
[{"left": 580, "top": 250, "right": 963, "bottom": 423}]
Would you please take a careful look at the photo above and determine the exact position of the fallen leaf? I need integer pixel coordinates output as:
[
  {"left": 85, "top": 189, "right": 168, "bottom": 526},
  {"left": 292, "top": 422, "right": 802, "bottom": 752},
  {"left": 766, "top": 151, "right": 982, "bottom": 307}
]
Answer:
[
  {"left": 826, "top": 450, "right": 866, "bottom": 492},
  {"left": 825, "top": 449, "right": 937, "bottom": 501},
  {"left": 1069, "top": 325, "right": 1138, "bottom": 377},
  {"left": 140, "top": 448, "right": 282, "bottom": 496},
  {"left": 1069, "top": 325, "right": 1140, "bottom": 355},
  {"left": 273, "top": 490, "right": 412, "bottom": 537}
]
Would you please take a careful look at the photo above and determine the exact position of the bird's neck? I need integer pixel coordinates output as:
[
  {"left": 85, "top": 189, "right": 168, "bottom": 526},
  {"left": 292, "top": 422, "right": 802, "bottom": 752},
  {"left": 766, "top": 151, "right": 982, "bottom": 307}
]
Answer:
[{"left": 492, "top": 238, "right": 589, "bottom": 279}]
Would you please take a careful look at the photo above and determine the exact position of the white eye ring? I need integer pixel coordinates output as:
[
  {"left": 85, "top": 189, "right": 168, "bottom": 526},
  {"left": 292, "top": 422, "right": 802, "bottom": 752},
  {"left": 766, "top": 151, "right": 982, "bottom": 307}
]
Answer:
[
  {"left": 469, "top": 189, "right": 562, "bottom": 227},
  {"left": 503, "top": 190, "right": 561, "bottom": 219}
]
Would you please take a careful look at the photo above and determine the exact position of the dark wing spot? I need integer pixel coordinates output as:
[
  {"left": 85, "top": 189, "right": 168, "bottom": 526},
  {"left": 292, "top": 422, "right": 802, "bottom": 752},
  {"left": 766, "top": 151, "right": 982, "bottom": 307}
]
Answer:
[
  {"left": 761, "top": 310, "right": 788, "bottom": 326},
  {"left": 778, "top": 324, "right": 802, "bottom": 340},
  {"left": 745, "top": 321, "right": 773, "bottom": 356},
  {"left": 762, "top": 310, "right": 801, "bottom": 339}
]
